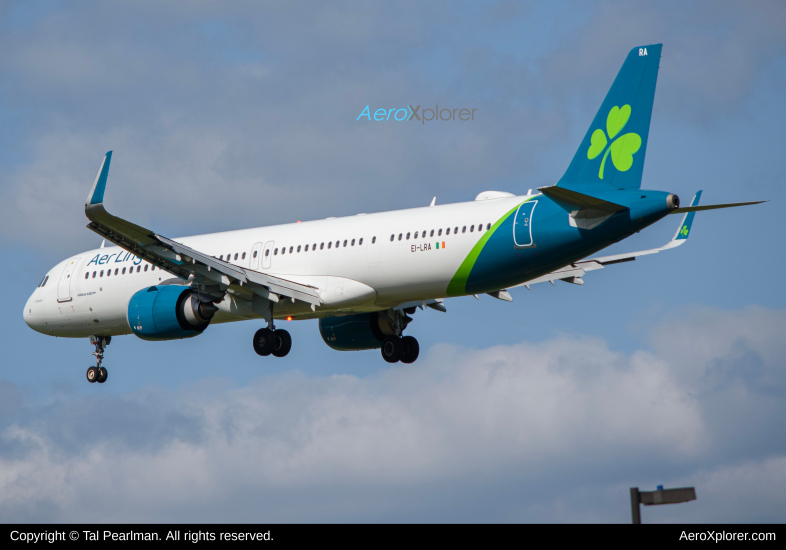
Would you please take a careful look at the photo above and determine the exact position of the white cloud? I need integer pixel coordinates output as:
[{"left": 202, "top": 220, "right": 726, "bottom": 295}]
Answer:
[{"left": 1, "top": 306, "right": 784, "bottom": 522}]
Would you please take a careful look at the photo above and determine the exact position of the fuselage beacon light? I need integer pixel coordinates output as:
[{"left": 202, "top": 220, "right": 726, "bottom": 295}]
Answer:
[{"left": 24, "top": 44, "right": 766, "bottom": 383}]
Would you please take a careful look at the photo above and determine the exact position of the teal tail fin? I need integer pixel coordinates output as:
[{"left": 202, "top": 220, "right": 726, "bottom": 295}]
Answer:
[{"left": 558, "top": 44, "right": 662, "bottom": 190}]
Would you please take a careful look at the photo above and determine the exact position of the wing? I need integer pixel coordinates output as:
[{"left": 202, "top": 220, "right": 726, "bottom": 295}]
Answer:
[
  {"left": 84, "top": 152, "right": 322, "bottom": 307},
  {"left": 513, "top": 190, "right": 706, "bottom": 289}
]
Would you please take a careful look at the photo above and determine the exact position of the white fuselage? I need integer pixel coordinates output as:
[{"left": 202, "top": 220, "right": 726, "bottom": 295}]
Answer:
[{"left": 24, "top": 194, "right": 530, "bottom": 338}]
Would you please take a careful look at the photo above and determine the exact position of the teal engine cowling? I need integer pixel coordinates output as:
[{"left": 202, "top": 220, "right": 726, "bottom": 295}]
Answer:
[
  {"left": 319, "top": 312, "right": 397, "bottom": 351},
  {"left": 127, "top": 285, "right": 219, "bottom": 341}
]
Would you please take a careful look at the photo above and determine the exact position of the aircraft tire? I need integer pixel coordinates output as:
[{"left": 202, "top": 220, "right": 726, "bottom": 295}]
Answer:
[
  {"left": 253, "top": 328, "right": 275, "bottom": 356},
  {"left": 97, "top": 367, "right": 108, "bottom": 383},
  {"left": 272, "top": 329, "right": 292, "bottom": 358},
  {"left": 86, "top": 366, "right": 99, "bottom": 383},
  {"left": 381, "top": 336, "right": 403, "bottom": 363},
  {"left": 400, "top": 336, "right": 419, "bottom": 364}
]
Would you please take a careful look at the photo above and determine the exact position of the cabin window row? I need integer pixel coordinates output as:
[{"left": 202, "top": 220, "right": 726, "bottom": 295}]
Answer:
[
  {"left": 267, "top": 236, "right": 375, "bottom": 257},
  {"left": 218, "top": 252, "right": 246, "bottom": 262},
  {"left": 390, "top": 223, "right": 491, "bottom": 242},
  {"left": 84, "top": 264, "right": 156, "bottom": 279}
]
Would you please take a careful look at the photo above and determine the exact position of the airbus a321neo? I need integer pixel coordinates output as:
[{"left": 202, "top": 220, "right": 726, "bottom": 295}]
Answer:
[{"left": 24, "top": 44, "right": 765, "bottom": 383}]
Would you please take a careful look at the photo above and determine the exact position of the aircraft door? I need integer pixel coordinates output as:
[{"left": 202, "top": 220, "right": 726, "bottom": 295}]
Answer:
[
  {"left": 57, "top": 256, "right": 80, "bottom": 302},
  {"left": 261, "top": 241, "right": 274, "bottom": 269},
  {"left": 513, "top": 201, "right": 537, "bottom": 248},
  {"left": 250, "top": 242, "right": 263, "bottom": 269}
]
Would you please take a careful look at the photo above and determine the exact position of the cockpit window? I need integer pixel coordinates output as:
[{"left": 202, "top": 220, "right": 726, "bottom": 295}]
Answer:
[{"left": 39, "top": 275, "right": 49, "bottom": 287}]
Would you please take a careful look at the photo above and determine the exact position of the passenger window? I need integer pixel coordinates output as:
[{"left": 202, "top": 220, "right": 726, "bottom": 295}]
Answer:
[
  {"left": 93, "top": 271, "right": 97, "bottom": 278},
  {"left": 414, "top": 231, "right": 418, "bottom": 239},
  {"left": 320, "top": 243, "right": 325, "bottom": 250},
  {"left": 115, "top": 268, "right": 119, "bottom": 275},
  {"left": 462, "top": 226, "right": 466, "bottom": 233},
  {"left": 328, "top": 242, "right": 332, "bottom": 249},
  {"left": 219, "top": 255, "right": 223, "bottom": 260},
  {"left": 470, "top": 225, "right": 474, "bottom": 232},
  {"left": 430, "top": 230, "right": 434, "bottom": 237},
  {"left": 487, "top": 223, "right": 491, "bottom": 230},
  {"left": 343, "top": 240, "right": 347, "bottom": 247},
  {"left": 265, "top": 249, "right": 270, "bottom": 257},
  {"left": 335, "top": 240, "right": 340, "bottom": 248},
  {"left": 85, "top": 272, "right": 89, "bottom": 280},
  {"left": 122, "top": 268, "right": 126, "bottom": 274},
  {"left": 305, "top": 244, "right": 309, "bottom": 251},
  {"left": 274, "top": 248, "right": 279, "bottom": 255},
  {"left": 106, "top": 269, "right": 111, "bottom": 277},
  {"left": 253, "top": 251, "right": 257, "bottom": 258},
  {"left": 351, "top": 239, "right": 355, "bottom": 246},
  {"left": 144, "top": 265, "right": 149, "bottom": 271},
  {"left": 446, "top": 228, "right": 451, "bottom": 235},
  {"left": 282, "top": 248, "right": 286, "bottom": 255},
  {"left": 151, "top": 266, "right": 155, "bottom": 271},
  {"left": 390, "top": 234, "right": 394, "bottom": 241},
  {"left": 438, "top": 229, "right": 442, "bottom": 236},
  {"left": 100, "top": 270, "right": 104, "bottom": 277},
  {"left": 372, "top": 236, "right": 376, "bottom": 244},
  {"left": 313, "top": 243, "right": 317, "bottom": 250},
  {"left": 234, "top": 253, "right": 238, "bottom": 260},
  {"left": 398, "top": 234, "right": 402, "bottom": 241},
  {"left": 359, "top": 238, "right": 363, "bottom": 245},
  {"left": 242, "top": 252, "right": 246, "bottom": 259},
  {"left": 297, "top": 245, "right": 301, "bottom": 252},
  {"left": 455, "top": 227, "right": 459, "bottom": 234},
  {"left": 406, "top": 232, "right": 410, "bottom": 240},
  {"left": 289, "top": 246, "right": 293, "bottom": 253},
  {"left": 136, "top": 266, "right": 140, "bottom": 272}
]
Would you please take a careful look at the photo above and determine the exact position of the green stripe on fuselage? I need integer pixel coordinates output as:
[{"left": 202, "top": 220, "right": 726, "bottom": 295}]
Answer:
[{"left": 446, "top": 197, "right": 533, "bottom": 296}]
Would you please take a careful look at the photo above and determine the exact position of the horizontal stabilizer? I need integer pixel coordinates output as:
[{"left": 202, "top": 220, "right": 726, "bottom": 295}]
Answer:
[
  {"left": 538, "top": 186, "right": 627, "bottom": 213},
  {"left": 669, "top": 200, "right": 766, "bottom": 214}
]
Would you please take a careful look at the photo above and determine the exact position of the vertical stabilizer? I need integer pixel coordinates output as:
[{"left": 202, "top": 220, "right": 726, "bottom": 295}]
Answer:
[{"left": 558, "top": 44, "right": 662, "bottom": 190}]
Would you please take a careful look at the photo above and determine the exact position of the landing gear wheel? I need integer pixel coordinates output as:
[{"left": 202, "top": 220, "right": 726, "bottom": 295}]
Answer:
[
  {"left": 381, "top": 336, "right": 403, "bottom": 363},
  {"left": 97, "top": 367, "right": 108, "bottom": 383},
  {"left": 86, "top": 366, "right": 99, "bottom": 383},
  {"left": 253, "top": 328, "right": 275, "bottom": 356},
  {"left": 400, "top": 336, "right": 420, "bottom": 364},
  {"left": 272, "top": 329, "right": 292, "bottom": 358}
]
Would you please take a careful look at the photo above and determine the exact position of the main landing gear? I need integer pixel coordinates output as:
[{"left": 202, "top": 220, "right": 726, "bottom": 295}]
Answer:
[
  {"left": 253, "top": 306, "right": 291, "bottom": 358},
  {"left": 87, "top": 335, "right": 110, "bottom": 383},
  {"left": 381, "top": 335, "right": 419, "bottom": 364}
]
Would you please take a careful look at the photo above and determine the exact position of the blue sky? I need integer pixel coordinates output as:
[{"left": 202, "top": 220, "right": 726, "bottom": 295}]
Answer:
[{"left": 1, "top": 0, "right": 785, "bottom": 522}]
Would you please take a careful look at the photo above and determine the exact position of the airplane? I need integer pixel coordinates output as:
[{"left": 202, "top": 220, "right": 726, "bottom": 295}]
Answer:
[{"left": 24, "top": 44, "right": 765, "bottom": 384}]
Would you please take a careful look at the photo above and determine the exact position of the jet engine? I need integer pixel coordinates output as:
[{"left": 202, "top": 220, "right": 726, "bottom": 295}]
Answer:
[
  {"left": 127, "top": 285, "right": 219, "bottom": 341},
  {"left": 318, "top": 312, "right": 399, "bottom": 351}
]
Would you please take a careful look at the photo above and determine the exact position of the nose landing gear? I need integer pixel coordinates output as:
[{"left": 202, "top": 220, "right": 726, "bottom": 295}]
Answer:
[{"left": 87, "top": 335, "right": 110, "bottom": 383}]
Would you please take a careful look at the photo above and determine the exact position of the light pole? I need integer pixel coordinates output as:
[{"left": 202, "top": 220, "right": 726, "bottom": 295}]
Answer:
[{"left": 630, "top": 486, "right": 697, "bottom": 524}]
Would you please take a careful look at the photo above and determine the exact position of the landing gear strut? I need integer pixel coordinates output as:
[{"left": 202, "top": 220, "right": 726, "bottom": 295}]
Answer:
[
  {"left": 87, "top": 335, "right": 110, "bottom": 383},
  {"left": 252, "top": 303, "right": 291, "bottom": 358},
  {"left": 378, "top": 309, "right": 419, "bottom": 364}
]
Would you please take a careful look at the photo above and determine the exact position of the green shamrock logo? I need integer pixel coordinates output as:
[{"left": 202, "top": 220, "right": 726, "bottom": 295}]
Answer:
[
  {"left": 587, "top": 105, "right": 642, "bottom": 179},
  {"left": 680, "top": 225, "right": 689, "bottom": 237}
]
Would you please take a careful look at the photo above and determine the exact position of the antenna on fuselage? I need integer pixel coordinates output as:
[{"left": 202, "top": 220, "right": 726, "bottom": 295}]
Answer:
[
  {"left": 430, "top": 197, "right": 436, "bottom": 207},
  {"left": 100, "top": 239, "right": 105, "bottom": 248}
]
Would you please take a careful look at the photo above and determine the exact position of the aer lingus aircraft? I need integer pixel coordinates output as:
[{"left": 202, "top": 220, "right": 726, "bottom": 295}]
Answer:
[{"left": 24, "top": 44, "right": 765, "bottom": 383}]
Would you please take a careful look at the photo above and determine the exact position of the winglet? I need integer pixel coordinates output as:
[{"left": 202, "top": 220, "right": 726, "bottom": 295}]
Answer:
[{"left": 86, "top": 151, "right": 112, "bottom": 208}]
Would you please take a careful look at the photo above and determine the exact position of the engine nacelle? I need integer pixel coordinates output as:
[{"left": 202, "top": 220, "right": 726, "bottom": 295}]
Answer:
[
  {"left": 127, "top": 285, "right": 218, "bottom": 341},
  {"left": 319, "top": 312, "right": 396, "bottom": 351}
]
